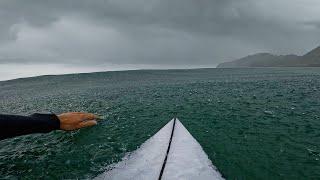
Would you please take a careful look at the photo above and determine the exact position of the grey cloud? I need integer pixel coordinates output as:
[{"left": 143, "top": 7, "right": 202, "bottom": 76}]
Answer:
[
  {"left": 0, "top": 0, "right": 319, "bottom": 67},
  {"left": 303, "top": 21, "right": 320, "bottom": 30}
]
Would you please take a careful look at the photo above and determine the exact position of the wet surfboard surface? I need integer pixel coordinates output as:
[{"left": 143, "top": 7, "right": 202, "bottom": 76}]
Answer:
[{"left": 95, "top": 119, "right": 224, "bottom": 180}]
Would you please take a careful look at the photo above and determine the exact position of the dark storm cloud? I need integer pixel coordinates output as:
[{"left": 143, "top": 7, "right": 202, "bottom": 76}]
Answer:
[{"left": 0, "top": 0, "right": 320, "bottom": 66}]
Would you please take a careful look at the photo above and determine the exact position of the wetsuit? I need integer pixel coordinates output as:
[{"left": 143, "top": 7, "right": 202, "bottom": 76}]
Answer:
[{"left": 0, "top": 113, "right": 60, "bottom": 140}]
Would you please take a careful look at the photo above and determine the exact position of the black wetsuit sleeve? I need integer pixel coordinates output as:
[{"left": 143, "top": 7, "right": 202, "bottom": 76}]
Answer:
[{"left": 0, "top": 113, "right": 60, "bottom": 140}]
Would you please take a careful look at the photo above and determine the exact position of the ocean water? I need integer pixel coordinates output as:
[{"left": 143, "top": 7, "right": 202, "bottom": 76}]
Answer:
[{"left": 0, "top": 68, "right": 319, "bottom": 179}]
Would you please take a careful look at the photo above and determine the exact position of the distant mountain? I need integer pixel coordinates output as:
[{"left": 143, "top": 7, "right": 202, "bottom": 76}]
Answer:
[
  {"left": 302, "top": 46, "right": 320, "bottom": 66},
  {"left": 217, "top": 46, "right": 320, "bottom": 68}
]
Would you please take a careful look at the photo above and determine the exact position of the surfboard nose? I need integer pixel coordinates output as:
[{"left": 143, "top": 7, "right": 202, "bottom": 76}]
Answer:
[{"left": 95, "top": 118, "right": 224, "bottom": 180}]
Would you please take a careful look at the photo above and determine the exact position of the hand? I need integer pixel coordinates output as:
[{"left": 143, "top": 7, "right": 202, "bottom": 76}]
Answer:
[{"left": 57, "top": 112, "right": 99, "bottom": 131}]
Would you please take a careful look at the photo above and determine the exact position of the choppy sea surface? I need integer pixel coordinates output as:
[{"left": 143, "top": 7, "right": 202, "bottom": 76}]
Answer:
[{"left": 0, "top": 68, "right": 320, "bottom": 179}]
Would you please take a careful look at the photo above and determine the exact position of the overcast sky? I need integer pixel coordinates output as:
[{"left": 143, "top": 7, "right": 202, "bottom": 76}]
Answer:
[{"left": 0, "top": 0, "right": 320, "bottom": 80}]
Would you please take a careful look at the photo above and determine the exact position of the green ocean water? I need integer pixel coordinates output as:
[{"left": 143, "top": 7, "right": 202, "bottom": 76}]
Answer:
[{"left": 0, "top": 68, "right": 320, "bottom": 179}]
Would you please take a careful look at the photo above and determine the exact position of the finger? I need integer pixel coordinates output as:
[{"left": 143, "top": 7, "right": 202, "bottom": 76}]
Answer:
[
  {"left": 82, "top": 113, "right": 99, "bottom": 120},
  {"left": 70, "top": 112, "right": 86, "bottom": 114},
  {"left": 74, "top": 113, "right": 98, "bottom": 121},
  {"left": 77, "top": 120, "right": 97, "bottom": 129}
]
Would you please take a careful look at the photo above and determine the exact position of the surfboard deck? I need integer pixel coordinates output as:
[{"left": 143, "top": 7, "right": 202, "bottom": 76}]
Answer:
[{"left": 95, "top": 118, "right": 224, "bottom": 180}]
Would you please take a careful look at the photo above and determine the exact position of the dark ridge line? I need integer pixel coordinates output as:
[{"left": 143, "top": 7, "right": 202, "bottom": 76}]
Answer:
[{"left": 158, "top": 117, "right": 177, "bottom": 180}]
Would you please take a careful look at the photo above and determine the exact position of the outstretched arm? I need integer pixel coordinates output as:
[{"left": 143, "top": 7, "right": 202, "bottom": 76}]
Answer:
[{"left": 0, "top": 112, "right": 98, "bottom": 140}]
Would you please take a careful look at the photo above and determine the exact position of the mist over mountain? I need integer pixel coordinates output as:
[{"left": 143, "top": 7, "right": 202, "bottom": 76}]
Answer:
[{"left": 217, "top": 46, "right": 320, "bottom": 68}]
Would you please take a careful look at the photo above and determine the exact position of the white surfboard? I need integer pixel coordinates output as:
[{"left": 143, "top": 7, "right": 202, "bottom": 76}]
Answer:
[{"left": 95, "top": 118, "right": 224, "bottom": 180}]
